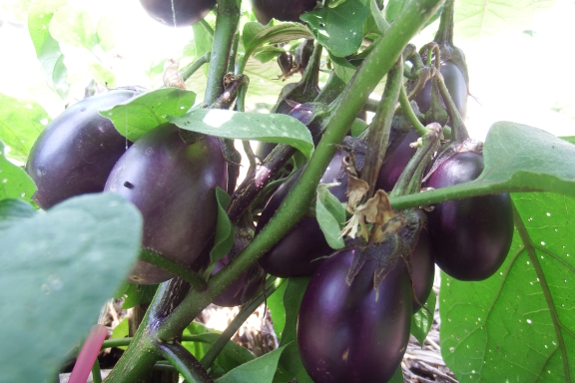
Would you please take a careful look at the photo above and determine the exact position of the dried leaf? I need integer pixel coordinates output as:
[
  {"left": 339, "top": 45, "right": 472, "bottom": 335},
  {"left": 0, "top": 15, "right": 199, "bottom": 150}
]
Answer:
[{"left": 163, "top": 59, "right": 186, "bottom": 90}]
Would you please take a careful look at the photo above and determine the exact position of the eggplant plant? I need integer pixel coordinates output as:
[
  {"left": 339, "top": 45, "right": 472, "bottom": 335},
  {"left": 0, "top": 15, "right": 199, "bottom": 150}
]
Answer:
[{"left": 1, "top": 0, "right": 575, "bottom": 382}]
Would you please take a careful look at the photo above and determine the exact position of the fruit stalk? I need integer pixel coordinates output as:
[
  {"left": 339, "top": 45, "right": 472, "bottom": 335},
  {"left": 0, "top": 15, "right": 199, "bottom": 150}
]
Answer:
[{"left": 204, "top": 0, "right": 241, "bottom": 104}]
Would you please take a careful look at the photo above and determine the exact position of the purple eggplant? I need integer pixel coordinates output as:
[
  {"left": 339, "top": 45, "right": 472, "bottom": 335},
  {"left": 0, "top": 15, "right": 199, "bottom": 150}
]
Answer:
[
  {"left": 298, "top": 245, "right": 412, "bottom": 383},
  {"left": 425, "top": 152, "right": 513, "bottom": 281},
  {"left": 26, "top": 90, "right": 135, "bottom": 209},
  {"left": 104, "top": 123, "right": 228, "bottom": 284},
  {"left": 256, "top": 150, "right": 347, "bottom": 277},
  {"left": 139, "top": 0, "right": 216, "bottom": 27},
  {"left": 251, "top": 0, "right": 317, "bottom": 24}
]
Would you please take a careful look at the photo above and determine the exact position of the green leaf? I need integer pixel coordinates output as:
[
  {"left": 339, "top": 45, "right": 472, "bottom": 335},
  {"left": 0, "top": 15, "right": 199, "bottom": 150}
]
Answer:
[
  {"left": 183, "top": 322, "right": 210, "bottom": 361},
  {"left": 0, "top": 193, "right": 143, "bottom": 383},
  {"left": 316, "top": 184, "right": 346, "bottom": 250},
  {"left": 183, "top": 332, "right": 256, "bottom": 373},
  {"left": 96, "top": 14, "right": 116, "bottom": 52},
  {"left": 100, "top": 88, "right": 197, "bottom": 142},
  {"left": 28, "top": 0, "right": 69, "bottom": 100},
  {"left": 0, "top": 93, "right": 49, "bottom": 162},
  {"left": 384, "top": 0, "right": 405, "bottom": 23},
  {"left": 90, "top": 62, "right": 116, "bottom": 88},
  {"left": 274, "top": 342, "right": 313, "bottom": 383},
  {"left": 441, "top": 192, "right": 575, "bottom": 382},
  {"left": 329, "top": 53, "right": 357, "bottom": 84},
  {"left": 561, "top": 136, "right": 575, "bottom": 145},
  {"left": 0, "top": 199, "right": 36, "bottom": 233},
  {"left": 0, "top": 143, "right": 36, "bottom": 202},
  {"left": 241, "top": 22, "right": 312, "bottom": 57},
  {"left": 111, "top": 318, "right": 129, "bottom": 350},
  {"left": 120, "top": 283, "right": 159, "bottom": 310},
  {"left": 369, "top": 0, "right": 387, "bottom": 34},
  {"left": 267, "top": 280, "right": 288, "bottom": 339},
  {"left": 410, "top": 290, "right": 437, "bottom": 344},
  {"left": 454, "top": 0, "right": 556, "bottom": 39},
  {"left": 216, "top": 344, "right": 287, "bottom": 383},
  {"left": 280, "top": 277, "right": 311, "bottom": 346},
  {"left": 210, "top": 187, "right": 234, "bottom": 263},
  {"left": 193, "top": 21, "right": 214, "bottom": 77},
  {"left": 300, "top": 0, "right": 369, "bottom": 57},
  {"left": 49, "top": 4, "right": 98, "bottom": 49},
  {"left": 388, "top": 365, "right": 404, "bottom": 383},
  {"left": 171, "top": 110, "right": 314, "bottom": 158},
  {"left": 350, "top": 118, "right": 368, "bottom": 137}
]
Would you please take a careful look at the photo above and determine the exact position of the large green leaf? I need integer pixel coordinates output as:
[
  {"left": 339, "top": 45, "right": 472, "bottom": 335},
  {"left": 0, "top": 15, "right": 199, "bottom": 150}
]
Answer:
[
  {"left": 171, "top": 109, "right": 314, "bottom": 158},
  {"left": 210, "top": 187, "right": 234, "bottom": 263},
  {"left": 0, "top": 193, "right": 143, "bottom": 383},
  {"left": 100, "top": 88, "right": 197, "bottom": 142},
  {"left": 0, "top": 199, "right": 36, "bottom": 233},
  {"left": 392, "top": 123, "right": 575, "bottom": 209},
  {"left": 0, "top": 93, "right": 49, "bottom": 162},
  {"left": 454, "top": 0, "right": 556, "bottom": 39},
  {"left": 440, "top": 192, "right": 575, "bottom": 382},
  {"left": 0, "top": 143, "right": 36, "bottom": 202},
  {"left": 28, "top": 0, "right": 69, "bottom": 100},
  {"left": 300, "top": 0, "right": 369, "bottom": 57},
  {"left": 216, "top": 344, "right": 287, "bottom": 383}
]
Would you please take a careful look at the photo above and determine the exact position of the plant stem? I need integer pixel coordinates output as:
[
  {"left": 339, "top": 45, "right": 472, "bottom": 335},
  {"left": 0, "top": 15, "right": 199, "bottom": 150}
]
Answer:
[
  {"left": 153, "top": 340, "right": 214, "bottom": 383},
  {"left": 182, "top": 52, "right": 211, "bottom": 83},
  {"left": 200, "top": 277, "right": 281, "bottom": 369},
  {"left": 398, "top": 83, "right": 427, "bottom": 137},
  {"left": 435, "top": 72, "right": 469, "bottom": 142},
  {"left": 434, "top": 0, "right": 454, "bottom": 46},
  {"left": 140, "top": 249, "right": 208, "bottom": 291},
  {"left": 204, "top": 0, "right": 241, "bottom": 105},
  {"left": 362, "top": 58, "right": 402, "bottom": 197}
]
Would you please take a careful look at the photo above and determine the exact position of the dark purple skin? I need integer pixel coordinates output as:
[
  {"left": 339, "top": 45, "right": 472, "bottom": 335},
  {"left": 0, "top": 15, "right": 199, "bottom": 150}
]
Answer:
[
  {"left": 104, "top": 123, "right": 228, "bottom": 284},
  {"left": 414, "top": 60, "right": 468, "bottom": 120},
  {"left": 139, "top": 0, "right": 216, "bottom": 27},
  {"left": 211, "top": 255, "right": 265, "bottom": 307},
  {"left": 376, "top": 128, "right": 419, "bottom": 193},
  {"left": 410, "top": 228, "right": 434, "bottom": 312},
  {"left": 426, "top": 152, "right": 513, "bottom": 281},
  {"left": 298, "top": 245, "right": 412, "bottom": 383},
  {"left": 256, "top": 150, "right": 347, "bottom": 277},
  {"left": 251, "top": 0, "right": 317, "bottom": 24},
  {"left": 26, "top": 90, "right": 135, "bottom": 209}
]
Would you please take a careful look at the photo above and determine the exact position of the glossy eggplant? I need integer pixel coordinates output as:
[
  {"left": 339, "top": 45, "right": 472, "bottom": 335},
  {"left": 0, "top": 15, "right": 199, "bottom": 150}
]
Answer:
[
  {"left": 251, "top": 0, "right": 317, "bottom": 24},
  {"left": 414, "top": 61, "right": 468, "bottom": 119},
  {"left": 425, "top": 152, "right": 513, "bottom": 281},
  {"left": 104, "top": 123, "right": 227, "bottom": 284},
  {"left": 26, "top": 90, "right": 135, "bottom": 209},
  {"left": 376, "top": 128, "right": 419, "bottom": 193},
  {"left": 298, "top": 245, "right": 412, "bottom": 383},
  {"left": 139, "top": 0, "right": 216, "bottom": 27},
  {"left": 410, "top": 228, "right": 434, "bottom": 312},
  {"left": 256, "top": 150, "right": 347, "bottom": 277}
]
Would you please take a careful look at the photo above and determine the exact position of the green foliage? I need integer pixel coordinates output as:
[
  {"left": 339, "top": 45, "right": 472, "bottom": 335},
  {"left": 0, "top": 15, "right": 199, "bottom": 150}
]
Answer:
[
  {"left": 267, "top": 279, "right": 288, "bottom": 338},
  {"left": 316, "top": 183, "right": 346, "bottom": 249},
  {"left": 210, "top": 187, "right": 234, "bottom": 262},
  {"left": 27, "top": 0, "right": 69, "bottom": 100},
  {"left": 241, "top": 22, "right": 312, "bottom": 57},
  {"left": 300, "top": 0, "right": 369, "bottom": 57},
  {"left": 411, "top": 291, "right": 437, "bottom": 344},
  {"left": 441, "top": 192, "right": 575, "bottom": 382},
  {"left": 101, "top": 88, "right": 197, "bottom": 141},
  {"left": 0, "top": 193, "right": 142, "bottom": 383},
  {"left": 0, "top": 93, "right": 49, "bottom": 162},
  {"left": 171, "top": 109, "right": 314, "bottom": 157},
  {"left": 215, "top": 344, "right": 287, "bottom": 383},
  {"left": 0, "top": 143, "right": 36, "bottom": 202},
  {"left": 0, "top": 199, "right": 36, "bottom": 233}
]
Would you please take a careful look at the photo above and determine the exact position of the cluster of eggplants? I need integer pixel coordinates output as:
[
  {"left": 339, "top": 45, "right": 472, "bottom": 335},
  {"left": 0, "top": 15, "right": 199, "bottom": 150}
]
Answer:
[{"left": 26, "top": 91, "right": 229, "bottom": 285}]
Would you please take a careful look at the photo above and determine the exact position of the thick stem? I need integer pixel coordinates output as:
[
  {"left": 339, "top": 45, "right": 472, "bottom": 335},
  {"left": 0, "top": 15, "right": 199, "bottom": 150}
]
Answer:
[
  {"left": 434, "top": 0, "right": 455, "bottom": 46},
  {"left": 153, "top": 340, "right": 214, "bottom": 383},
  {"left": 436, "top": 72, "right": 469, "bottom": 142},
  {"left": 361, "top": 58, "right": 402, "bottom": 197},
  {"left": 204, "top": 0, "right": 241, "bottom": 105}
]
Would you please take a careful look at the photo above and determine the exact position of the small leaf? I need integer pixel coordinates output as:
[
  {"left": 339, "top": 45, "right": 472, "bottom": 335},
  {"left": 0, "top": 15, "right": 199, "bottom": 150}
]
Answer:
[
  {"left": 100, "top": 88, "right": 197, "bottom": 142},
  {"left": 316, "top": 184, "right": 346, "bottom": 249},
  {"left": 0, "top": 199, "right": 36, "bottom": 233},
  {"left": 329, "top": 53, "right": 357, "bottom": 84},
  {"left": 0, "top": 93, "right": 49, "bottom": 162},
  {"left": 388, "top": 365, "right": 404, "bottom": 383},
  {"left": 111, "top": 318, "right": 129, "bottom": 350},
  {"left": 0, "top": 143, "right": 36, "bottom": 202},
  {"left": 0, "top": 193, "right": 143, "bottom": 383},
  {"left": 28, "top": 0, "right": 69, "bottom": 100},
  {"left": 210, "top": 187, "right": 234, "bottom": 263},
  {"left": 280, "top": 277, "right": 311, "bottom": 346},
  {"left": 216, "top": 344, "right": 287, "bottom": 383},
  {"left": 300, "top": 0, "right": 369, "bottom": 57},
  {"left": 267, "top": 279, "right": 288, "bottom": 339},
  {"left": 241, "top": 22, "right": 312, "bottom": 57},
  {"left": 275, "top": 341, "right": 313, "bottom": 383},
  {"left": 441, "top": 192, "right": 575, "bottom": 382},
  {"left": 171, "top": 109, "right": 314, "bottom": 158},
  {"left": 410, "top": 290, "right": 437, "bottom": 344},
  {"left": 120, "top": 283, "right": 159, "bottom": 309},
  {"left": 369, "top": 0, "right": 387, "bottom": 34},
  {"left": 187, "top": 332, "right": 256, "bottom": 373}
]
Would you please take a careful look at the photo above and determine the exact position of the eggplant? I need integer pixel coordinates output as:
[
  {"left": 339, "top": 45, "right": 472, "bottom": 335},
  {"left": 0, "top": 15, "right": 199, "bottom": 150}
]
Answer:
[
  {"left": 251, "top": 0, "right": 317, "bottom": 24},
  {"left": 104, "top": 123, "right": 228, "bottom": 284},
  {"left": 26, "top": 90, "right": 135, "bottom": 209},
  {"left": 425, "top": 152, "right": 513, "bottom": 281},
  {"left": 139, "top": 0, "right": 216, "bottom": 27},
  {"left": 298, "top": 245, "right": 412, "bottom": 383}
]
